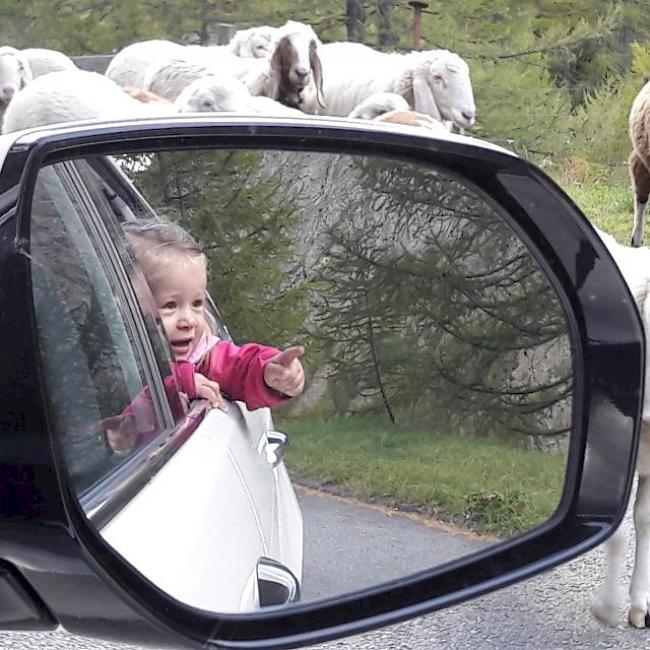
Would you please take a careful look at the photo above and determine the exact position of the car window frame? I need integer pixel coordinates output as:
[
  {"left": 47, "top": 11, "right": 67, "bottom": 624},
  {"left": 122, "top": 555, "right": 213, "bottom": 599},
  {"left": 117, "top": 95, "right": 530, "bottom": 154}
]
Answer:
[{"left": 31, "top": 158, "right": 209, "bottom": 529}]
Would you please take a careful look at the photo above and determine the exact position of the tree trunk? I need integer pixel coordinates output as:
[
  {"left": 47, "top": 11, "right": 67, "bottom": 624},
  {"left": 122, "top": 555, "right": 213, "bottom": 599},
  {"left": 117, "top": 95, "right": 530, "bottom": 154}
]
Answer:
[
  {"left": 346, "top": 0, "right": 366, "bottom": 42},
  {"left": 364, "top": 293, "right": 396, "bottom": 425},
  {"left": 376, "top": 0, "right": 398, "bottom": 48}
]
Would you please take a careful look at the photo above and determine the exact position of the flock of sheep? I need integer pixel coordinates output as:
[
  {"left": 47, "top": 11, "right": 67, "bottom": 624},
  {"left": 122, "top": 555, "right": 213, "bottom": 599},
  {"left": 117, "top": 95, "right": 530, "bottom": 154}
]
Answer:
[
  {"left": 0, "top": 20, "right": 476, "bottom": 136},
  {"left": 6, "top": 16, "right": 650, "bottom": 632}
]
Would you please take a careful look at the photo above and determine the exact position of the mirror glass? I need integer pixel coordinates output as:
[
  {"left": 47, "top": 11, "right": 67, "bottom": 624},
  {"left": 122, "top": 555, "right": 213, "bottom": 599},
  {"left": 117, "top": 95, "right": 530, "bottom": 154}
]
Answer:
[{"left": 29, "top": 145, "right": 573, "bottom": 614}]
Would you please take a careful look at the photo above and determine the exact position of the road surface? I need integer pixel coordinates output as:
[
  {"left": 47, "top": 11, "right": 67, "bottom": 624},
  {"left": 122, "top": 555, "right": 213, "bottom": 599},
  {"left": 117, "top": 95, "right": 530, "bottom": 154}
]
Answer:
[{"left": 0, "top": 488, "right": 645, "bottom": 649}]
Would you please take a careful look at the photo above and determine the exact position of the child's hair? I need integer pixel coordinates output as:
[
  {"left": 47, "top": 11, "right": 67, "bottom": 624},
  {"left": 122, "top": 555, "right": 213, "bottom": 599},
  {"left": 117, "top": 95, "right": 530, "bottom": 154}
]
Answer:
[
  {"left": 122, "top": 219, "right": 207, "bottom": 284},
  {"left": 122, "top": 219, "right": 219, "bottom": 337}
]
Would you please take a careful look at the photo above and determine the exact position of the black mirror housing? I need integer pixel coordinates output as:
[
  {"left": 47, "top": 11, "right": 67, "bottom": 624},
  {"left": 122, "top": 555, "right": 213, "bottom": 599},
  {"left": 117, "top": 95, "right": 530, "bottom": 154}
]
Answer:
[{"left": 0, "top": 116, "right": 642, "bottom": 649}]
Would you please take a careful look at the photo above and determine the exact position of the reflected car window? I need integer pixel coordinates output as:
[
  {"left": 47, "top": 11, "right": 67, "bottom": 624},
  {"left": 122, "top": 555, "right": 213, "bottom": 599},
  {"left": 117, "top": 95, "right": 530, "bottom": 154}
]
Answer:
[{"left": 30, "top": 163, "right": 186, "bottom": 493}]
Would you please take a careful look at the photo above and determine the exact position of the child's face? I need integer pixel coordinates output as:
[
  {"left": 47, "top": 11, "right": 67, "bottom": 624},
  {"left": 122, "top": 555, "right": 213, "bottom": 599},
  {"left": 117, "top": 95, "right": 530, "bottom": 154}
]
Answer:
[{"left": 149, "top": 254, "right": 209, "bottom": 361}]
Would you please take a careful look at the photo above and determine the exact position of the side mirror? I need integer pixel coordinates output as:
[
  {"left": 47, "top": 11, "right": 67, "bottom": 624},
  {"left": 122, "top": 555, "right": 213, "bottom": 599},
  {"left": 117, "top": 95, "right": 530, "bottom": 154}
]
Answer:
[{"left": 0, "top": 117, "right": 642, "bottom": 649}]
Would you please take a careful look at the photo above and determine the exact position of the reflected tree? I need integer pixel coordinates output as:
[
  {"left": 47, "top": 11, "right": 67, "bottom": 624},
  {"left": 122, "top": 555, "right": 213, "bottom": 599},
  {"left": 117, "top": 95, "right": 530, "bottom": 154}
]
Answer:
[
  {"left": 311, "top": 158, "right": 572, "bottom": 441},
  {"left": 119, "top": 150, "right": 310, "bottom": 348}
]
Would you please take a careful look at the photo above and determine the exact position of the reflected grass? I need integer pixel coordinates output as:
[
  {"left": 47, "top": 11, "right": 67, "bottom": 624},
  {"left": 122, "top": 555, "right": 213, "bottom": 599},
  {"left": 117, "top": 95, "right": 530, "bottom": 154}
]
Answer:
[{"left": 280, "top": 415, "right": 567, "bottom": 538}]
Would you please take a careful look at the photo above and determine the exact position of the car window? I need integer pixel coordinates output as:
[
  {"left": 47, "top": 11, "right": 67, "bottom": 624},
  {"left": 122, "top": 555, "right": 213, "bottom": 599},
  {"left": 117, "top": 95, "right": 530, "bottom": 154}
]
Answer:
[
  {"left": 29, "top": 162, "right": 186, "bottom": 495},
  {"left": 77, "top": 155, "right": 231, "bottom": 342}
]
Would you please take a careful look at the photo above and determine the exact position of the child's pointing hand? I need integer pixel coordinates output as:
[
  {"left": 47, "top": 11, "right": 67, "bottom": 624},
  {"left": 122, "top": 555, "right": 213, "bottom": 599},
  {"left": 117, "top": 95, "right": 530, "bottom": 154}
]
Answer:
[{"left": 264, "top": 346, "right": 305, "bottom": 397}]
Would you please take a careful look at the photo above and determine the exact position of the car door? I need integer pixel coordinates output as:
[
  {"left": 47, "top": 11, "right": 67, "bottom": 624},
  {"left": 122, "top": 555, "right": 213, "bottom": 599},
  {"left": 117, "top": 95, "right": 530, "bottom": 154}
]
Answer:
[{"left": 27, "top": 158, "right": 300, "bottom": 613}]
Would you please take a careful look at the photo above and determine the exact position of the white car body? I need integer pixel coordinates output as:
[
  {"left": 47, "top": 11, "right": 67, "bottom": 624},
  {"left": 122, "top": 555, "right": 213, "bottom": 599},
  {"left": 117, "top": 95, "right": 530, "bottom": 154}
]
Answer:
[{"left": 0, "top": 125, "right": 304, "bottom": 614}]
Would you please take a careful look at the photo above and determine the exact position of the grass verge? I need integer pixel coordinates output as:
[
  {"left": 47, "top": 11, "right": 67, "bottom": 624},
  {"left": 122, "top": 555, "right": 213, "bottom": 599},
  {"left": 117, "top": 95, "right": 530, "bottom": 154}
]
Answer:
[{"left": 280, "top": 415, "right": 567, "bottom": 538}]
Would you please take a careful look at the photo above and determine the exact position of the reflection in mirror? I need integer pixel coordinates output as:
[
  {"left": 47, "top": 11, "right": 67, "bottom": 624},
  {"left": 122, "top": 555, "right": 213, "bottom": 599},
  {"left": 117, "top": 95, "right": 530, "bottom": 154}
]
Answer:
[{"left": 29, "top": 146, "right": 572, "bottom": 614}]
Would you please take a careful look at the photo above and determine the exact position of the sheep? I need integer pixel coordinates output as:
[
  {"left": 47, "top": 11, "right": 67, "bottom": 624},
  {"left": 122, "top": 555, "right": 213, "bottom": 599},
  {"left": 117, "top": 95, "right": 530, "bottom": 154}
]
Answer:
[
  {"left": 175, "top": 74, "right": 305, "bottom": 116},
  {"left": 1, "top": 67, "right": 307, "bottom": 134},
  {"left": 105, "top": 39, "right": 186, "bottom": 88},
  {"left": 243, "top": 20, "right": 324, "bottom": 111},
  {"left": 21, "top": 47, "right": 77, "bottom": 76},
  {"left": 108, "top": 27, "right": 276, "bottom": 98},
  {"left": 302, "top": 42, "right": 475, "bottom": 133},
  {"left": 590, "top": 226, "right": 650, "bottom": 628},
  {"left": 345, "top": 91, "right": 448, "bottom": 134},
  {"left": 227, "top": 25, "right": 277, "bottom": 59},
  {"left": 0, "top": 46, "right": 30, "bottom": 108},
  {"left": 347, "top": 91, "right": 409, "bottom": 120},
  {"left": 143, "top": 51, "right": 253, "bottom": 102},
  {"left": 1, "top": 69, "right": 174, "bottom": 134},
  {"left": 629, "top": 79, "right": 650, "bottom": 247},
  {"left": 0, "top": 45, "right": 76, "bottom": 108}
]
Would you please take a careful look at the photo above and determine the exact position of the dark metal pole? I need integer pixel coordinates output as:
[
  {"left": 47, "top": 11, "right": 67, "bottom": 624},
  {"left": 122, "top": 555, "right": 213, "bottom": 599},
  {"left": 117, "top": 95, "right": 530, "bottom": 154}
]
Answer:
[{"left": 408, "top": 1, "right": 429, "bottom": 51}]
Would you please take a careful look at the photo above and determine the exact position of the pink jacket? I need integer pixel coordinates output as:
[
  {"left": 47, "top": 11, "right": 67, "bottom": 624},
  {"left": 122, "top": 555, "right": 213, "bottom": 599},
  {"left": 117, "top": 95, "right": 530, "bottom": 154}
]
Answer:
[
  {"left": 111, "top": 338, "right": 289, "bottom": 452},
  {"left": 173, "top": 338, "right": 290, "bottom": 410}
]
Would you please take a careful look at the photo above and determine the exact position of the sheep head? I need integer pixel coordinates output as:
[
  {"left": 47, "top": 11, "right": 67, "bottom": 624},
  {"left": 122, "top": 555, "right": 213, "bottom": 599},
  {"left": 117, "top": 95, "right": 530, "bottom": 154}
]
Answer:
[
  {"left": 268, "top": 21, "right": 324, "bottom": 109},
  {"left": 0, "top": 46, "right": 33, "bottom": 107},
  {"left": 175, "top": 75, "right": 252, "bottom": 113},
  {"left": 412, "top": 50, "right": 475, "bottom": 132},
  {"left": 229, "top": 26, "right": 277, "bottom": 59}
]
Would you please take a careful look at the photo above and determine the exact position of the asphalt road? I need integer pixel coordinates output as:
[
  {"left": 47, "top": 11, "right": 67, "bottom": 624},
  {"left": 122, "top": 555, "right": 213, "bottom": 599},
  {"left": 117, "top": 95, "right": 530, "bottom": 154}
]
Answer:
[
  {"left": 0, "top": 489, "right": 646, "bottom": 650},
  {"left": 297, "top": 486, "right": 486, "bottom": 602}
]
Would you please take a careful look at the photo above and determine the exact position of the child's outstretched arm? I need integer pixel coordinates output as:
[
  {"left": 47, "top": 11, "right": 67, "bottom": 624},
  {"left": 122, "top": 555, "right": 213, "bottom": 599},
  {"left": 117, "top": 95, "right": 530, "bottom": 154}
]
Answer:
[{"left": 198, "top": 341, "right": 306, "bottom": 410}]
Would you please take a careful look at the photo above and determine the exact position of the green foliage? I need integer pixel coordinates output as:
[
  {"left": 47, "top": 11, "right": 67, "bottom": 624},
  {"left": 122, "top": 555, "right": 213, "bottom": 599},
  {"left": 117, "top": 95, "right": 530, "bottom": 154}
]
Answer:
[{"left": 566, "top": 74, "right": 641, "bottom": 167}]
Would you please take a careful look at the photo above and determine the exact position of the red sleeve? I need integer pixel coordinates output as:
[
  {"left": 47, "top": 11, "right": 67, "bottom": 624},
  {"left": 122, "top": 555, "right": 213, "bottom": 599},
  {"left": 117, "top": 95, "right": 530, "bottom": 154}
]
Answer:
[
  {"left": 197, "top": 340, "right": 290, "bottom": 410},
  {"left": 173, "top": 361, "right": 197, "bottom": 398},
  {"left": 119, "top": 372, "right": 186, "bottom": 447}
]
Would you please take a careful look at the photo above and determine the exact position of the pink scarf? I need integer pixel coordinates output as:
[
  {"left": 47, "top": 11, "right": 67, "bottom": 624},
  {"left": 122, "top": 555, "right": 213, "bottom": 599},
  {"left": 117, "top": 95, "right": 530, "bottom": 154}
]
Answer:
[{"left": 188, "top": 331, "right": 220, "bottom": 365}]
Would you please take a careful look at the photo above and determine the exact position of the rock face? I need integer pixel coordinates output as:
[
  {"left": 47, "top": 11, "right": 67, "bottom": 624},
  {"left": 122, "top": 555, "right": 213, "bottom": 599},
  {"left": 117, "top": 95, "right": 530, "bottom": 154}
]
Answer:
[{"left": 252, "top": 149, "right": 572, "bottom": 443}]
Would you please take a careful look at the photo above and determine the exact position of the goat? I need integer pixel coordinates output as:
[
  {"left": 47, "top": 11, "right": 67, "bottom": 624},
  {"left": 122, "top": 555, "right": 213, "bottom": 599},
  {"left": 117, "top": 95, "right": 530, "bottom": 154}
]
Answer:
[
  {"left": 244, "top": 20, "right": 324, "bottom": 111},
  {"left": 590, "top": 226, "right": 650, "bottom": 628}
]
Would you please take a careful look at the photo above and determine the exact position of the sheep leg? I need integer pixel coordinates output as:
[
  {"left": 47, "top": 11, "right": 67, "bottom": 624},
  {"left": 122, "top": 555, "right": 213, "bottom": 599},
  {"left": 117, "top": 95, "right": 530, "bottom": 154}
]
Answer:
[
  {"left": 591, "top": 517, "right": 628, "bottom": 625},
  {"left": 630, "top": 475, "right": 650, "bottom": 627},
  {"left": 630, "top": 151, "right": 650, "bottom": 247}
]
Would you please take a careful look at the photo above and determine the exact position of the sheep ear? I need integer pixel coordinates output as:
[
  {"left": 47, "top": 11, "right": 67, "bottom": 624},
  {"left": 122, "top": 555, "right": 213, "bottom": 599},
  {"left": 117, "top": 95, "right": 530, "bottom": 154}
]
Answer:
[
  {"left": 412, "top": 69, "right": 441, "bottom": 121},
  {"left": 309, "top": 42, "right": 325, "bottom": 109},
  {"left": 269, "top": 37, "right": 292, "bottom": 101}
]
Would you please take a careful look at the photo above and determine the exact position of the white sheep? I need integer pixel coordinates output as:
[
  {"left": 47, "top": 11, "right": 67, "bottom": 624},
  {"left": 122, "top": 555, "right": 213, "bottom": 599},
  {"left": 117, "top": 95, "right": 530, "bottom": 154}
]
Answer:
[
  {"left": 22, "top": 47, "right": 77, "bottom": 76},
  {"left": 590, "top": 226, "right": 650, "bottom": 628},
  {"left": 345, "top": 91, "right": 448, "bottom": 134},
  {"left": 629, "top": 79, "right": 650, "bottom": 247},
  {"left": 303, "top": 42, "right": 475, "bottom": 132},
  {"left": 243, "top": 20, "right": 324, "bottom": 111},
  {"left": 108, "top": 28, "right": 275, "bottom": 97},
  {"left": 175, "top": 74, "right": 304, "bottom": 116},
  {"left": 1, "top": 67, "right": 307, "bottom": 134},
  {"left": 143, "top": 50, "right": 253, "bottom": 102},
  {"left": 1, "top": 69, "right": 174, "bottom": 134},
  {"left": 0, "top": 45, "right": 76, "bottom": 107},
  {"left": 227, "top": 25, "right": 277, "bottom": 59},
  {"left": 347, "top": 92, "right": 410, "bottom": 119},
  {"left": 105, "top": 39, "right": 186, "bottom": 88}
]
